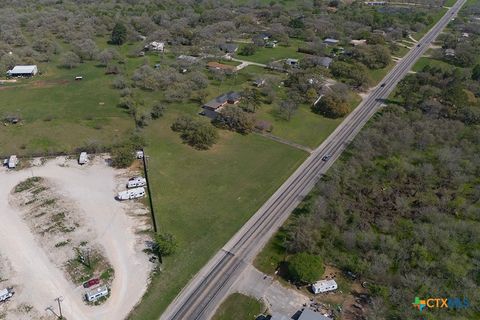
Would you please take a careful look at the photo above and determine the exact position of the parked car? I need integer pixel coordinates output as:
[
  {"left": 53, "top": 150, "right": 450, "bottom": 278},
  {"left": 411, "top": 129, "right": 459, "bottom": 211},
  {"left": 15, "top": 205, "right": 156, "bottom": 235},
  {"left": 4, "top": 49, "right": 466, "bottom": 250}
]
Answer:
[
  {"left": 322, "top": 154, "right": 332, "bottom": 161},
  {"left": 83, "top": 278, "right": 100, "bottom": 288}
]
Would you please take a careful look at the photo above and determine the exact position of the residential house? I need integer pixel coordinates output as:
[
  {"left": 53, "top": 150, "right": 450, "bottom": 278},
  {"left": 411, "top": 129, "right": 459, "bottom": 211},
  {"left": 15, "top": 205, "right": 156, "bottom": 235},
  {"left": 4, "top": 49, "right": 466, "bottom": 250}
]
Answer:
[
  {"left": 323, "top": 38, "right": 339, "bottom": 46},
  {"left": 144, "top": 41, "right": 165, "bottom": 52},
  {"left": 177, "top": 55, "right": 199, "bottom": 64},
  {"left": 201, "top": 91, "right": 241, "bottom": 118},
  {"left": 461, "top": 32, "right": 469, "bottom": 38},
  {"left": 253, "top": 78, "right": 266, "bottom": 87},
  {"left": 285, "top": 58, "right": 299, "bottom": 67},
  {"left": 219, "top": 43, "right": 238, "bottom": 54},
  {"left": 350, "top": 39, "right": 367, "bottom": 46},
  {"left": 265, "top": 41, "right": 277, "bottom": 48},
  {"left": 364, "top": 1, "right": 386, "bottom": 5},
  {"left": 445, "top": 48, "right": 455, "bottom": 57},
  {"left": 6, "top": 65, "right": 38, "bottom": 77},
  {"left": 298, "top": 309, "right": 331, "bottom": 320},
  {"left": 207, "top": 61, "right": 237, "bottom": 73},
  {"left": 318, "top": 57, "right": 333, "bottom": 69}
]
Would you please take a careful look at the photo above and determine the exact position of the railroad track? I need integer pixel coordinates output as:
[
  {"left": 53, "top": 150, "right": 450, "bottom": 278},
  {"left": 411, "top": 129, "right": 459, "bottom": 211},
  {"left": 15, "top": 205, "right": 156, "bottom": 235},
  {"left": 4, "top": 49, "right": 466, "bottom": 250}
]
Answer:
[{"left": 162, "top": 1, "right": 466, "bottom": 319}]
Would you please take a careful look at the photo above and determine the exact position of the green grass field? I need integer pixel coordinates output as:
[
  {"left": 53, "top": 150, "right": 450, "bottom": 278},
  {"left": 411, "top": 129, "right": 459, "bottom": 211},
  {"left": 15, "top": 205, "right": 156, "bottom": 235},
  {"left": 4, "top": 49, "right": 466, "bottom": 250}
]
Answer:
[
  {"left": 412, "top": 56, "right": 455, "bottom": 72},
  {"left": 235, "top": 40, "right": 304, "bottom": 64},
  {"left": 212, "top": 293, "right": 265, "bottom": 320},
  {"left": 127, "top": 107, "right": 307, "bottom": 319},
  {"left": 0, "top": 60, "right": 133, "bottom": 155}
]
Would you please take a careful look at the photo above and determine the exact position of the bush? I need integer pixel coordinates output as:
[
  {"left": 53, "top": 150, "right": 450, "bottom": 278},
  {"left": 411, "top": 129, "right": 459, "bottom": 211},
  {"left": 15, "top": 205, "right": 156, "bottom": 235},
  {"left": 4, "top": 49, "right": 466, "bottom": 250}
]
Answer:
[
  {"left": 288, "top": 252, "right": 324, "bottom": 284},
  {"left": 111, "top": 146, "right": 135, "bottom": 168},
  {"left": 153, "top": 233, "right": 178, "bottom": 257},
  {"left": 312, "top": 94, "right": 350, "bottom": 118},
  {"left": 239, "top": 44, "right": 257, "bottom": 56},
  {"left": 151, "top": 104, "right": 166, "bottom": 119}
]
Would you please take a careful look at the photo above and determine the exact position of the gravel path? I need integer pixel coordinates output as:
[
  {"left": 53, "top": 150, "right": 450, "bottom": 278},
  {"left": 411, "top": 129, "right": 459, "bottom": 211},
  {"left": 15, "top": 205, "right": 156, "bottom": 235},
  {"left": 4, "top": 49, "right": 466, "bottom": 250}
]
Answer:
[{"left": 0, "top": 156, "right": 151, "bottom": 320}]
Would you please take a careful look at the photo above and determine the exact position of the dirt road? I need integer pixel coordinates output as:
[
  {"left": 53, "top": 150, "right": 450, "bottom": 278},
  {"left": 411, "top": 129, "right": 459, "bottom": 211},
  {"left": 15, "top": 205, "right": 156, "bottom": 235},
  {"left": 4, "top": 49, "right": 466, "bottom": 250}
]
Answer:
[{"left": 0, "top": 156, "right": 151, "bottom": 320}]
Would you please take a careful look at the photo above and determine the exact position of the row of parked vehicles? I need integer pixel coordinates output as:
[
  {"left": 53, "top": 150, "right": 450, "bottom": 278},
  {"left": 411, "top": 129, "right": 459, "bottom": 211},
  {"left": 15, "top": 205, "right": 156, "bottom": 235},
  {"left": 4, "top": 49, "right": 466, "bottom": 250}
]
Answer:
[{"left": 117, "top": 176, "right": 147, "bottom": 200}]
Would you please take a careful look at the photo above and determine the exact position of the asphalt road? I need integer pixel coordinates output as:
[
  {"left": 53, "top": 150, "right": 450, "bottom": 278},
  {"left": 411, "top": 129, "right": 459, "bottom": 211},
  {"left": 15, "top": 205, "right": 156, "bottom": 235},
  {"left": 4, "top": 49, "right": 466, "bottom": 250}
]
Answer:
[{"left": 160, "top": 1, "right": 467, "bottom": 319}]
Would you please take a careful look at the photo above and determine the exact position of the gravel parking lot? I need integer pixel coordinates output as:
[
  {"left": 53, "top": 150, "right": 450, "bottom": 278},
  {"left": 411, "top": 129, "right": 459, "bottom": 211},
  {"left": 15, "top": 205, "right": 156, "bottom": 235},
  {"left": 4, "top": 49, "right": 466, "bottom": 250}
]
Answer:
[{"left": 0, "top": 156, "right": 152, "bottom": 320}]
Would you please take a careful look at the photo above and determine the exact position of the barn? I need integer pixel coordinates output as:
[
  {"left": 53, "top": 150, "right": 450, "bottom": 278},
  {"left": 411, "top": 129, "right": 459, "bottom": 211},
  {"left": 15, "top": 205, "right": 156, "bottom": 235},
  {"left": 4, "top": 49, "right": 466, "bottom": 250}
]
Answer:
[{"left": 7, "top": 65, "right": 38, "bottom": 77}]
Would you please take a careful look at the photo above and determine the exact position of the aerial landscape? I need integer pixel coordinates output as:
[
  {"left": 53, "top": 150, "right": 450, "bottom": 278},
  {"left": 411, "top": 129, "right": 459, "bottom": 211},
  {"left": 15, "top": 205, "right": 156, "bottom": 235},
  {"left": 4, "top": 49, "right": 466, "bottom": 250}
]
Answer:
[{"left": 0, "top": 0, "right": 478, "bottom": 319}]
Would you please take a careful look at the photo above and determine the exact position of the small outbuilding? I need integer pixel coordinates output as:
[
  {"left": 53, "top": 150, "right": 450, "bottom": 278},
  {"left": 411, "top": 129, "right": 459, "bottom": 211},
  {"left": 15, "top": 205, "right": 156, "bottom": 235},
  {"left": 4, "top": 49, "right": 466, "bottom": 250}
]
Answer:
[
  {"left": 7, "top": 65, "right": 38, "bottom": 77},
  {"left": 286, "top": 58, "right": 299, "bottom": 67},
  {"left": 144, "top": 41, "right": 165, "bottom": 52},
  {"left": 323, "top": 38, "right": 339, "bottom": 46},
  {"left": 312, "top": 279, "right": 338, "bottom": 294}
]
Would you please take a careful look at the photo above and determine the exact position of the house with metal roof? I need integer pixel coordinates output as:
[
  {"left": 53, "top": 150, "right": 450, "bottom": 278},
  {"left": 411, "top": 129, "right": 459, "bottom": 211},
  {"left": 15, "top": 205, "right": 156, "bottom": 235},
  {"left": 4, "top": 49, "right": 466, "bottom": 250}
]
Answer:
[
  {"left": 219, "top": 43, "right": 238, "bottom": 54},
  {"left": 7, "top": 65, "right": 38, "bottom": 77},
  {"left": 201, "top": 91, "right": 241, "bottom": 118},
  {"left": 298, "top": 309, "right": 331, "bottom": 320}
]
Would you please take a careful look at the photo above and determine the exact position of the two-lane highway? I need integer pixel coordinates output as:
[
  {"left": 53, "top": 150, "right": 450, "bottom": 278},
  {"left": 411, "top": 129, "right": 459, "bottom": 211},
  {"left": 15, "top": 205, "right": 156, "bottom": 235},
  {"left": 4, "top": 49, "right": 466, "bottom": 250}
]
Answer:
[{"left": 160, "top": 1, "right": 467, "bottom": 319}]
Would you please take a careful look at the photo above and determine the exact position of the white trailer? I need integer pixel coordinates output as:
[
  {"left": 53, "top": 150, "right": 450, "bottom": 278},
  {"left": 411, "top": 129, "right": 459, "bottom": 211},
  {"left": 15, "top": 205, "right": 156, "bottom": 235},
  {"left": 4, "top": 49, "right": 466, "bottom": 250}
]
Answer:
[
  {"left": 7, "top": 155, "right": 18, "bottom": 169},
  {"left": 312, "top": 279, "right": 338, "bottom": 294},
  {"left": 85, "top": 285, "right": 108, "bottom": 302},
  {"left": 127, "top": 177, "right": 147, "bottom": 188},
  {"left": 136, "top": 150, "right": 144, "bottom": 159},
  {"left": 0, "top": 288, "right": 13, "bottom": 302},
  {"left": 117, "top": 187, "right": 145, "bottom": 200},
  {"left": 78, "top": 152, "right": 88, "bottom": 165}
]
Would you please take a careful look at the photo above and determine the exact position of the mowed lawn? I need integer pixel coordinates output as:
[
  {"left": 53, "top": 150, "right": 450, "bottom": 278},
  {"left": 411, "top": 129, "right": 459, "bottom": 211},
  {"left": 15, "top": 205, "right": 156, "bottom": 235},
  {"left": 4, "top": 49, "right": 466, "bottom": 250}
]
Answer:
[
  {"left": 0, "top": 61, "right": 133, "bottom": 155},
  {"left": 212, "top": 293, "right": 265, "bottom": 320},
  {"left": 235, "top": 41, "right": 304, "bottom": 64},
  {"left": 128, "top": 110, "right": 307, "bottom": 319}
]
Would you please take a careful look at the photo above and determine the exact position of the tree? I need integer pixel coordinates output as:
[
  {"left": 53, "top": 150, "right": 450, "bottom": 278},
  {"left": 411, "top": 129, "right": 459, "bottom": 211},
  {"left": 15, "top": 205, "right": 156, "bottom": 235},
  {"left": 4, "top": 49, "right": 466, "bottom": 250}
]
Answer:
[
  {"left": 239, "top": 43, "right": 257, "bottom": 56},
  {"left": 288, "top": 252, "right": 324, "bottom": 284},
  {"left": 151, "top": 104, "right": 166, "bottom": 119},
  {"left": 153, "top": 233, "right": 178, "bottom": 257},
  {"left": 59, "top": 51, "right": 80, "bottom": 69},
  {"left": 472, "top": 64, "right": 480, "bottom": 81},
  {"left": 216, "top": 105, "right": 255, "bottom": 134},
  {"left": 312, "top": 94, "right": 350, "bottom": 118},
  {"left": 111, "top": 146, "right": 135, "bottom": 168},
  {"left": 72, "top": 39, "right": 98, "bottom": 61},
  {"left": 240, "top": 88, "right": 261, "bottom": 112},
  {"left": 111, "top": 22, "right": 127, "bottom": 45},
  {"left": 171, "top": 116, "right": 218, "bottom": 149},
  {"left": 98, "top": 49, "right": 114, "bottom": 66},
  {"left": 278, "top": 99, "right": 298, "bottom": 121}
]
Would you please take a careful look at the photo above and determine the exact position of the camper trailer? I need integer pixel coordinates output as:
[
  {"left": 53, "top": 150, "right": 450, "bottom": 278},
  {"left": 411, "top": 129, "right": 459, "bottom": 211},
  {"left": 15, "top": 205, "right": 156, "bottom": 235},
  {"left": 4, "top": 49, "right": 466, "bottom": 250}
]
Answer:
[
  {"left": 85, "top": 285, "right": 108, "bottom": 302},
  {"left": 127, "top": 177, "right": 147, "bottom": 188},
  {"left": 78, "top": 152, "right": 88, "bottom": 165},
  {"left": 6, "top": 155, "right": 18, "bottom": 169},
  {"left": 136, "top": 150, "right": 144, "bottom": 159},
  {"left": 117, "top": 187, "right": 146, "bottom": 200},
  {"left": 0, "top": 288, "right": 13, "bottom": 302},
  {"left": 312, "top": 279, "right": 338, "bottom": 294}
]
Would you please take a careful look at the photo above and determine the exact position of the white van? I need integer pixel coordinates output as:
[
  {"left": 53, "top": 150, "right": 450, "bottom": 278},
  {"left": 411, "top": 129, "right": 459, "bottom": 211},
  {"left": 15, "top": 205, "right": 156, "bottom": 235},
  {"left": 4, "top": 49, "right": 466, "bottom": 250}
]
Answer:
[
  {"left": 78, "top": 152, "right": 88, "bottom": 165},
  {"left": 117, "top": 187, "right": 146, "bottom": 200},
  {"left": 127, "top": 177, "right": 147, "bottom": 188}
]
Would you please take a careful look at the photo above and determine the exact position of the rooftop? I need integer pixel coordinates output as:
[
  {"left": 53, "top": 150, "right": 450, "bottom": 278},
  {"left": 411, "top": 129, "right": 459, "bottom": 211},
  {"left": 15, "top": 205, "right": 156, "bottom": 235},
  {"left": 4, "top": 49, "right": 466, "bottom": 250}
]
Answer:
[{"left": 298, "top": 309, "right": 331, "bottom": 320}]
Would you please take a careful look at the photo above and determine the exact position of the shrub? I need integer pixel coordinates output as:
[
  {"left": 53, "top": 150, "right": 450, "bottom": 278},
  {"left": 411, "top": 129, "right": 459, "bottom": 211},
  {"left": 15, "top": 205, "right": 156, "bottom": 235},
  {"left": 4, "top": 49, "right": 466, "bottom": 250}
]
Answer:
[
  {"left": 153, "top": 233, "right": 178, "bottom": 257},
  {"left": 171, "top": 116, "right": 218, "bottom": 150},
  {"left": 110, "top": 146, "right": 135, "bottom": 168},
  {"left": 151, "top": 104, "right": 166, "bottom": 119},
  {"left": 288, "top": 252, "right": 324, "bottom": 284}
]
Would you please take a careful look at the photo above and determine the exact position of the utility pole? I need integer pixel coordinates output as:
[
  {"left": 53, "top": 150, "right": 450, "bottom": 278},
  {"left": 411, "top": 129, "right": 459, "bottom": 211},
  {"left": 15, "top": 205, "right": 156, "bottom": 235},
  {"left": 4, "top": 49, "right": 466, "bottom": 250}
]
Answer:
[{"left": 55, "top": 296, "right": 64, "bottom": 319}]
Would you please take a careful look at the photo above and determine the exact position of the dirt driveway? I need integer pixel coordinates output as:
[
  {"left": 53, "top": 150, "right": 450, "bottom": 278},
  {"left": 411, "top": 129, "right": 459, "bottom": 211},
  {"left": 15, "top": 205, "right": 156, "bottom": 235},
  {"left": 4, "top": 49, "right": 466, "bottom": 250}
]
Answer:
[{"left": 0, "top": 156, "right": 152, "bottom": 320}]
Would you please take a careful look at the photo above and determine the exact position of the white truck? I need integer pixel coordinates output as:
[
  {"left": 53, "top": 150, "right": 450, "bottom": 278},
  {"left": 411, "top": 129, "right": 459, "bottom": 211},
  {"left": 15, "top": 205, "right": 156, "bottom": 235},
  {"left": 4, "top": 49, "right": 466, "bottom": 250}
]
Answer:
[
  {"left": 127, "top": 177, "right": 147, "bottom": 188},
  {"left": 5, "top": 155, "right": 18, "bottom": 169},
  {"left": 117, "top": 187, "right": 145, "bottom": 200},
  {"left": 78, "top": 152, "right": 88, "bottom": 165},
  {"left": 0, "top": 288, "right": 13, "bottom": 302}
]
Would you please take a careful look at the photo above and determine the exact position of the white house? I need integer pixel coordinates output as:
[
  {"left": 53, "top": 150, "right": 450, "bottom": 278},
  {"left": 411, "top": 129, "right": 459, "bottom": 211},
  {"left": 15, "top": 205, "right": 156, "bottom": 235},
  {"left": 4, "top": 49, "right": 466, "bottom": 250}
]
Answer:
[
  {"left": 144, "top": 41, "right": 165, "bottom": 52},
  {"left": 7, "top": 65, "right": 38, "bottom": 77},
  {"left": 312, "top": 279, "right": 338, "bottom": 294},
  {"left": 85, "top": 285, "right": 108, "bottom": 302},
  {"left": 286, "top": 58, "right": 299, "bottom": 67}
]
